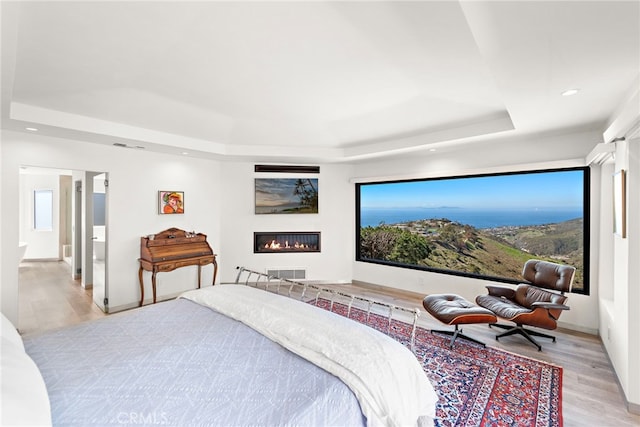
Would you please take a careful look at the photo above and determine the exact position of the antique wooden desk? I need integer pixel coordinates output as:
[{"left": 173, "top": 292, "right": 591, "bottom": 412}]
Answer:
[{"left": 138, "top": 228, "right": 217, "bottom": 306}]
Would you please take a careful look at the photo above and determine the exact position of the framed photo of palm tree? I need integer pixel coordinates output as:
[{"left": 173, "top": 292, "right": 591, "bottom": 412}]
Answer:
[{"left": 255, "top": 178, "right": 318, "bottom": 214}]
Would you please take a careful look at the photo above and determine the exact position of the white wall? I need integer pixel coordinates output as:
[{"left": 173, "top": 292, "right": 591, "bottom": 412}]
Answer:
[
  {"left": 598, "top": 136, "right": 640, "bottom": 411},
  {"left": 2, "top": 125, "right": 638, "bottom": 411},
  {"left": 2, "top": 133, "right": 356, "bottom": 323},
  {"left": 1, "top": 130, "right": 222, "bottom": 322},
  {"left": 0, "top": 136, "right": 3, "bottom": 313},
  {"left": 627, "top": 138, "right": 640, "bottom": 409},
  {"left": 350, "top": 130, "right": 603, "bottom": 334},
  {"left": 218, "top": 162, "right": 354, "bottom": 283},
  {"left": 18, "top": 173, "right": 60, "bottom": 259}
]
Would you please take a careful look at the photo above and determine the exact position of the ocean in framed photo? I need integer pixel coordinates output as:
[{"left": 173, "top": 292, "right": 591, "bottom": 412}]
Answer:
[{"left": 255, "top": 178, "right": 318, "bottom": 214}]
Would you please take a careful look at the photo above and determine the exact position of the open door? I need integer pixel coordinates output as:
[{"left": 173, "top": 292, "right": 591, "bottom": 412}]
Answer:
[
  {"left": 91, "top": 173, "right": 108, "bottom": 312},
  {"left": 72, "top": 179, "right": 82, "bottom": 279}
]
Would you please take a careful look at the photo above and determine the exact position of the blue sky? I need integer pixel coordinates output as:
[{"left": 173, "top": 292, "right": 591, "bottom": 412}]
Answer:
[{"left": 360, "top": 170, "right": 584, "bottom": 209}]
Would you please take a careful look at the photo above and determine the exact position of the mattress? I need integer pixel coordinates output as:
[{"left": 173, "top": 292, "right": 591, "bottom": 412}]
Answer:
[{"left": 24, "top": 298, "right": 366, "bottom": 426}]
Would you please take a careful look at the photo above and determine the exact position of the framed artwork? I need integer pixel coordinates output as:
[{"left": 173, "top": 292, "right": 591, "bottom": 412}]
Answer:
[
  {"left": 255, "top": 178, "right": 318, "bottom": 214},
  {"left": 613, "top": 170, "right": 626, "bottom": 238},
  {"left": 159, "top": 191, "right": 184, "bottom": 215}
]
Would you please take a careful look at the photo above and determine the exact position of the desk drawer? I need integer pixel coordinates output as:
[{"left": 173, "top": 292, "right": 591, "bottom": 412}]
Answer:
[
  {"left": 157, "top": 263, "right": 176, "bottom": 272},
  {"left": 175, "top": 259, "right": 198, "bottom": 268}
]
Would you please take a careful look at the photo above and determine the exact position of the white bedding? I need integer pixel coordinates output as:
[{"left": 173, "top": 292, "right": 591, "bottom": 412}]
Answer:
[
  {"left": 1, "top": 313, "right": 52, "bottom": 427},
  {"left": 181, "top": 284, "right": 437, "bottom": 427}
]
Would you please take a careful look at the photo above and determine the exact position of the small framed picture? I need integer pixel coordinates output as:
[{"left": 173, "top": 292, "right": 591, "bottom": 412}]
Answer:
[
  {"left": 158, "top": 191, "right": 184, "bottom": 214},
  {"left": 255, "top": 178, "right": 318, "bottom": 214}
]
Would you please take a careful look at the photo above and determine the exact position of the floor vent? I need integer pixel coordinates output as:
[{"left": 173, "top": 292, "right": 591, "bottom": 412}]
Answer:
[{"left": 266, "top": 268, "right": 306, "bottom": 280}]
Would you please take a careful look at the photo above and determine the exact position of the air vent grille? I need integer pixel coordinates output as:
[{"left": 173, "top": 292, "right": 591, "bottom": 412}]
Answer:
[
  {"left": 266, "top": 268, "right": 306, "bottom": 280},
  {"left": 112, "top": 143, "right": 145, "bottom": 149}
]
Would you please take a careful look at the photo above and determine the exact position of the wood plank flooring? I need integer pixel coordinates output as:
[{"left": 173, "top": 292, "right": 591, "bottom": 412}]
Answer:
[
  {"left": 17, "top": 262, "right": 640, "bottom": 426},
  {"left": 332, "top": 281, "right": 640, "bottom": 427},
  {"left": 18, "top": 261, "right": 106, "bottom": 336}
]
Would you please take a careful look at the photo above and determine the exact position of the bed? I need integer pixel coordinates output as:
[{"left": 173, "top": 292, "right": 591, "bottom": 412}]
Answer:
[{"left": 2, "top": 268, "right": 437, "bottom": 427}]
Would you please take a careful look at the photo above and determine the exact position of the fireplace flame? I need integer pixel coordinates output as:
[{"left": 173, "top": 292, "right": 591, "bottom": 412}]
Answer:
[{"left": 264, "top": 239, "right": 309, "bottom": 250}]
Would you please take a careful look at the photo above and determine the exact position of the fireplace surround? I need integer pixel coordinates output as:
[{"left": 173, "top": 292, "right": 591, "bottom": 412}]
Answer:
[{"left": 254, "top": 232, "right": 320, "bottom": 253}]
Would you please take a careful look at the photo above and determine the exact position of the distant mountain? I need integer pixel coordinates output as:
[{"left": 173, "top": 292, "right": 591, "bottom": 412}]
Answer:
[{"left": 359, "top": 218, "right": 584, "bottom": 291}]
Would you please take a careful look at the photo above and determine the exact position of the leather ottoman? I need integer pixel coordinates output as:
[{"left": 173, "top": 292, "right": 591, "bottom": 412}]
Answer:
[{"left": 423, "top": 293, "right": 497, "bottom": 348}]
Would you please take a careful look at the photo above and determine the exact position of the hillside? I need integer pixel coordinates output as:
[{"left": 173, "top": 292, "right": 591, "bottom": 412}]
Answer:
[{"left": 359, "top": 218, "right": 585, "bottom": 291}]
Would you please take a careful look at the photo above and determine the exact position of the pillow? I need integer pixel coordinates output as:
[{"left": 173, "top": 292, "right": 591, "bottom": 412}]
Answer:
[
  {"left": 1, "top": 311, "right": 24, "bottom": 352},
  {"left": 1, "top": 337, "right": 52, "bottom": 426}
]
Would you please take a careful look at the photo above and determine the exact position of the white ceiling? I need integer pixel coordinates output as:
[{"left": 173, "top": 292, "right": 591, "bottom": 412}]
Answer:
[{"left": 2, "top": 1, "right": 638, "bottom": 163}]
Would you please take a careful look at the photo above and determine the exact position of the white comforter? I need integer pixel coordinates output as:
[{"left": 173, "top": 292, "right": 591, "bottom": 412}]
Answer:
[{"left": 181, "top": 284, "right": 437, "bottom": 427}]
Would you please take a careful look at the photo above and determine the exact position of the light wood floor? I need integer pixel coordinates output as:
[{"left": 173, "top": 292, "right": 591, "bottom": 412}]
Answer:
[
  {"left": 18, "top": 261, "right": 106, "bottom": 337},
  {"left": 18, "top": 262, "right": 640, "bottom": 426},
  {"left": 332, "top": 282, "right": 640, "bottom": 427}
]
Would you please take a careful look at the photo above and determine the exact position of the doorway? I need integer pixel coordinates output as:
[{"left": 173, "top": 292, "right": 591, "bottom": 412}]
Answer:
[{"left": 18, "top": 167, "right": 109, "bottom": 333}]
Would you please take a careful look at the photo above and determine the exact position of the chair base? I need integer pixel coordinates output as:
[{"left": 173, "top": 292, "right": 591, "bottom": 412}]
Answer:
[
  {"left": 431, "top": 324, "right": 487, "bottom": 348},
  {"left": 489, "top": 323, "right": 556, "bottom": 351}
]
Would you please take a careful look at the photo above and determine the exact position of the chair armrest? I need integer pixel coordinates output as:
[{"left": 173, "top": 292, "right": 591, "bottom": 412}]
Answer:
[
  {"left": 531, "top": 301, "right": 570, "bottom": 311},
  {"left": 486, "top": 285, "right": 515, "bottom": 299}
]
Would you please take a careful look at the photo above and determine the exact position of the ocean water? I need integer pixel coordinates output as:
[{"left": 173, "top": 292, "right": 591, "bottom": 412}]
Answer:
[
  {"left": 255, "top": 203, "right": 303, "bottom": 214},
  {"left": 360, "top": 207, "right": 583, "bottom": 229}
]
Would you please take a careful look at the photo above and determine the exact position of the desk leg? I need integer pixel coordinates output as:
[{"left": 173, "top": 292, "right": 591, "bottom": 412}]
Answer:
[
  {"left": 138, "top": 266, "right": 144, "bottom": 307},
  {"left": 197, "top": 265, "right": 202, "bottom": 289},
  {"left": 152, "top": 271, "right": 157, "bottom": 304},
  {"left": 212, "top": 260, "right": 218, "bottom": 286}
]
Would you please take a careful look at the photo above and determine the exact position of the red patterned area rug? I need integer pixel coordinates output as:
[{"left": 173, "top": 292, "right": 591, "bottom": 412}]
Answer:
[{"left": 311, "top": 298, "right": 562, "bottom": 427}]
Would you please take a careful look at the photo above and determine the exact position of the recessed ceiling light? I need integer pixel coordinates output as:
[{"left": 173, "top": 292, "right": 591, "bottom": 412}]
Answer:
[
  {"left": 429, "top": 148, "right": 437, "bottom": 152},
  {"left": 562, "top": 89, "right": 579, "bottom": 97},
  {"left": 25, "top": 127, "right": 38, "bottom": 131},
  {"left": 181, "top": 152, "right": 189, "bottom": 155}
]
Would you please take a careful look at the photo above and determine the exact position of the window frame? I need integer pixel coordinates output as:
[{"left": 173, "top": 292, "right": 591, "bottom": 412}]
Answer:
[
  {"left": 33, "top": 189, "right": 54, "bottom": 231},
  {"left": 355, "top": 166, "right": 591, "bottom": 295}
]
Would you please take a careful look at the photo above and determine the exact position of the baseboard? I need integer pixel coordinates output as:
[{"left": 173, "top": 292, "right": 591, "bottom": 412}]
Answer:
[
  {"left": 108, "top": 301, "right": 140, "bottom": 314},
  {"left": 109, "top": 291, "right": 184, "bottom": 314},
  {"left": 351, "top": 279, "right": 426, "bottom": 300},
  {"left": 556, "top": 320, "right": 598, "bottom": 336},
  {"left": 600, "top": 339, "right": 640, "bottom": 415}
]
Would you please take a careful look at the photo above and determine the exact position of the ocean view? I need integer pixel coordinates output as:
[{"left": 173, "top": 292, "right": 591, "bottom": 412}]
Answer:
[{"left": 360, "top": 207, "right": 583, "bottom": 229}]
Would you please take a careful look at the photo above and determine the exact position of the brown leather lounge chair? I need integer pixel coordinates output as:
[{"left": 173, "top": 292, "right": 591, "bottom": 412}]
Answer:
[{"left": 476, "top": 259, "right": 576, "bottom": 351}]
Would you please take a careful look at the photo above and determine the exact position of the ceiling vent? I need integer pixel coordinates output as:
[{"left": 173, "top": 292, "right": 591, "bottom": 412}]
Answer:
[{"left": 112, "top": 142, "right": 145, "bottom": 149}]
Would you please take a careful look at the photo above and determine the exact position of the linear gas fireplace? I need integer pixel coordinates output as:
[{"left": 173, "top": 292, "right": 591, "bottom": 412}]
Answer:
[{"left": 254, "top": 232, "right": 321, "bottom": 253}]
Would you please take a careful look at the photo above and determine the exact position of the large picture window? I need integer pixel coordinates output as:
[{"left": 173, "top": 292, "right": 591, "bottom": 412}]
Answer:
[{"left": 356, "top": 167, "right": 590, "bottom": 294}]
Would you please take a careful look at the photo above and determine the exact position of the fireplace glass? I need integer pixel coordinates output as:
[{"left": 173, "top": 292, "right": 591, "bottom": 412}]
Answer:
[{"left": 254, "top": 232, "right": 320, "bottom": 253}]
